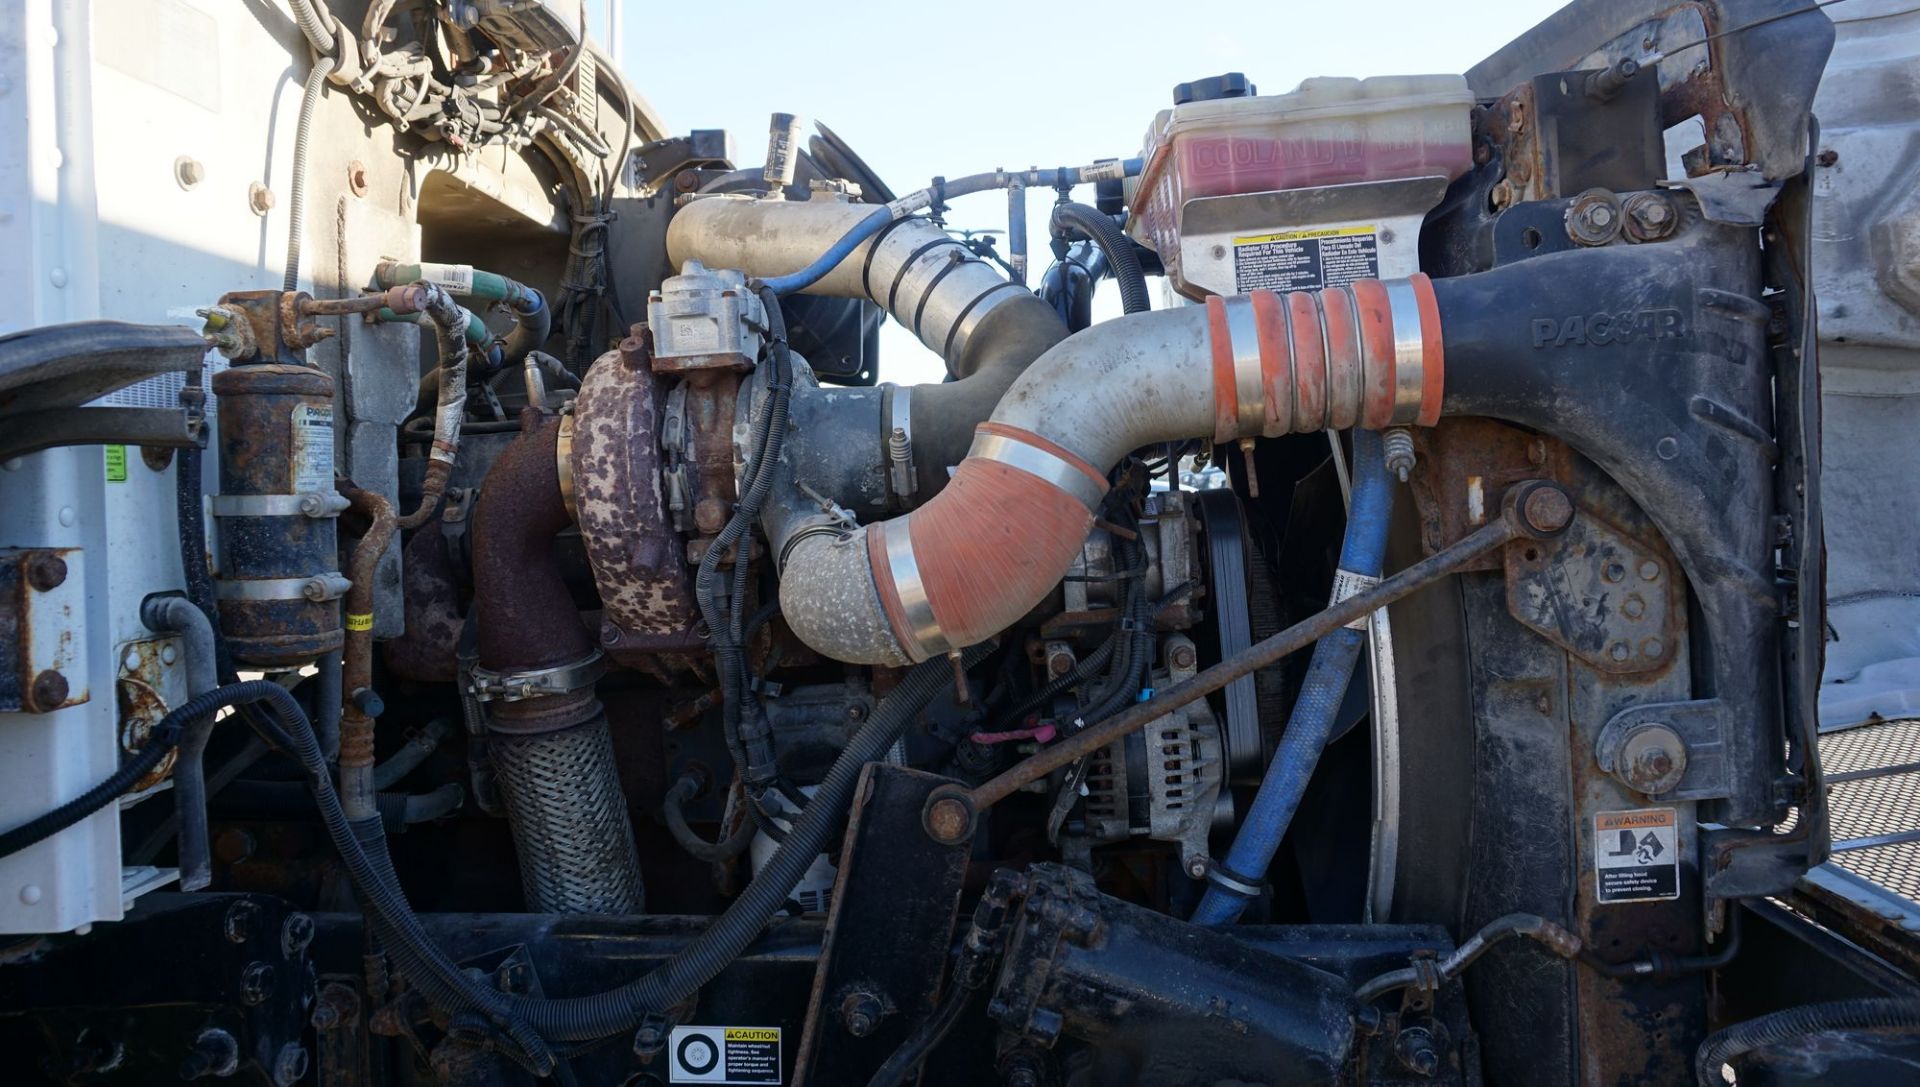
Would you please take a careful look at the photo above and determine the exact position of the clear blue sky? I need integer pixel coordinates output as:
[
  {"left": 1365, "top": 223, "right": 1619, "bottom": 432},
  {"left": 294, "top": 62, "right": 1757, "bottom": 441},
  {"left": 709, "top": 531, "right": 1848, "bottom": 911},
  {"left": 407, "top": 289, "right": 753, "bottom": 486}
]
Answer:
[{"left": 587, "top": 0, "right": 1570, "bottom": 383}]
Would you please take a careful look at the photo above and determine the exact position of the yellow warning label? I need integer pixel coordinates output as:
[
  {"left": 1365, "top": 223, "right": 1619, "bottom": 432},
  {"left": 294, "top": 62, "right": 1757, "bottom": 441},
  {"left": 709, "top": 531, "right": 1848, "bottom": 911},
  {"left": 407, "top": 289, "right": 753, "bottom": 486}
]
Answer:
[
  {"left": 1232, "top": 223, "right": 1379, "bottom": 246},
  {"left": 724, "top": 1028, "right": 779, "bottom": 1043},
  {"left": 345, "top": 613, "right": 373, "bottom": 632}
]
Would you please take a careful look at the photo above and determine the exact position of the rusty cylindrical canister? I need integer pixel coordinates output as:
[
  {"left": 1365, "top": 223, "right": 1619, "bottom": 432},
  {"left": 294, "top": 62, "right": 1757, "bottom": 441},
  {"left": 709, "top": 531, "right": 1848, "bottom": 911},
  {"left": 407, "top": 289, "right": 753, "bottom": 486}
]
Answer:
[{"left": 210, "top": 364, "right": 348, "bottom": 667}]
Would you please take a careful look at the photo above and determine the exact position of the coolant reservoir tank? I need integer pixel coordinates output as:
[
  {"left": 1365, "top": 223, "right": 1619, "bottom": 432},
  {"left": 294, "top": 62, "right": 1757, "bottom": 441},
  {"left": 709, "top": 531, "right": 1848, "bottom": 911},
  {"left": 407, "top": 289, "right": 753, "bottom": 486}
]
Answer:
[{"left": 1131, "top": 74, "right": 1475, "bottom": 299}]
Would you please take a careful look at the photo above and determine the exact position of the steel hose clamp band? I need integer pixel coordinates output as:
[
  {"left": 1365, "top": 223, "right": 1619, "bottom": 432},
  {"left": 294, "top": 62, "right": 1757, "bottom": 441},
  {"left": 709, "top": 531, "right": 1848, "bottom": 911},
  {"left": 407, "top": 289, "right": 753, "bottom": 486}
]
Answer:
[
  {"left": 468, "top": 649, "right": 608, "bottom": 704},
  {"left": 214, "top": 572, "right": 352, "bottom": 602},
  {"left": 210, "top": 492, "right": 351, "bottom": 518},
  {"left": 884, "top": 522, "right": 952, "bottom": 659},
  {"left": 1204, "top": 857, "right": 1263, "bottom": 899},
  {"left": 966, "top": 430, "right": 1106, "bottom": 512},
  {"left": 1222, "top": 294, "right": 1266, "bottom": 437},
  {"left": 1383, "top": 277, "right": 1427, "bottom": 426}
]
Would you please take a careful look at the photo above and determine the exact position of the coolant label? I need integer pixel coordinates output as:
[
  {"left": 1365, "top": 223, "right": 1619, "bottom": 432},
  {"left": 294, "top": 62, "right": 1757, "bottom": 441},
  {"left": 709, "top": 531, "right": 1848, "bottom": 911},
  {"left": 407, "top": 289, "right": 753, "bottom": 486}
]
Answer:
[
  {"left": 416, "top": 262, "right": 474, "bottom": 294},
  {"left": 1594, "top": 808, "right": 1680, "bottom": 904},
  {"left": 668, "top": 1026, "right": 781, "bottom": 1084},
  {"left": 1233, "top": 224, "right": 1380, "bottom": 293},
  {"left": 290, "top": 404, "right": 335, "bottom": 494}
]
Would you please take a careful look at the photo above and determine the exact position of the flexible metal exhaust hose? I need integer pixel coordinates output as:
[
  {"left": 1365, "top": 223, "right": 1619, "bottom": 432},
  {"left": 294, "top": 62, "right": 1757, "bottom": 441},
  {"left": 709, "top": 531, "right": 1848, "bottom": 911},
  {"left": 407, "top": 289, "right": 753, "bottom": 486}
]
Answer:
[
  {"left": 489, "top": 709, "right": 645, "bottom": 914},
  {"left": 778, "top": 278, "right": 1446, "bottom": 665}
]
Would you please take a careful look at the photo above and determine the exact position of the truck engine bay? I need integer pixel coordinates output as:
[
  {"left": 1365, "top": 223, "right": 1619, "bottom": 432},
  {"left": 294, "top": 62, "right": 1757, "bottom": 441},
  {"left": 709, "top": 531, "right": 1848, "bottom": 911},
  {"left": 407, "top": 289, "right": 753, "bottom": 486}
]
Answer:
[{"left": 4, "top": 0, "right": 1920, "bottom": 1084}]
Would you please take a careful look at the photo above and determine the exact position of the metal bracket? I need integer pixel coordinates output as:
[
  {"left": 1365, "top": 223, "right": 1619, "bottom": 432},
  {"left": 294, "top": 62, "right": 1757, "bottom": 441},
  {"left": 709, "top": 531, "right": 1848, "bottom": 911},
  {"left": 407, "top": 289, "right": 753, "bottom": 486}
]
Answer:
[
  {"left": 1596, "top": 698, "right": 1734, "bottom": 801},
  {"left": 467, "top": 650, "right": 607, "bottom": 703}
]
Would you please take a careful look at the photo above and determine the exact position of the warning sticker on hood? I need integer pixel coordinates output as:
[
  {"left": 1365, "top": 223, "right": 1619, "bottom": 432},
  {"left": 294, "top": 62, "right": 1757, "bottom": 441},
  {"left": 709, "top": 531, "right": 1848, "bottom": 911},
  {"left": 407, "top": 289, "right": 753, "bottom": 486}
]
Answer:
[
  {"left": 668, "top": 1025, "right": 781, "bottom": 1084},
  {"left": 1233, "top": 225, "right": 1380, "bottom": 293},
  {"left": 1594, "top": 808, "right": 1680, "bottom": 904}
]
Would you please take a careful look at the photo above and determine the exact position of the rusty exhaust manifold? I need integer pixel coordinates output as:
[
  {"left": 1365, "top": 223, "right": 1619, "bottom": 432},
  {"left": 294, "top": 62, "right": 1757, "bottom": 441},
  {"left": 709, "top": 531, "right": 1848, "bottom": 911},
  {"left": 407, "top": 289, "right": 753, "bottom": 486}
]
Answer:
[{"left": 779, "top": 276, "right": 1444, "bottom": 665}]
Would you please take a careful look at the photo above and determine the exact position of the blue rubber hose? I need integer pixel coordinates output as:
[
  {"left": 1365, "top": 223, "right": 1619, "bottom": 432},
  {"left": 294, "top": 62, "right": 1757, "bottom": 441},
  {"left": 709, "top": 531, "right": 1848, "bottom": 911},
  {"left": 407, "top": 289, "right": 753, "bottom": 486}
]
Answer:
[
  {"left": 1191, "top": 428, "right": 1395, "bottom": 925},
  {"left": 759, "top": 209, "right": 894, "bottom": 295}
]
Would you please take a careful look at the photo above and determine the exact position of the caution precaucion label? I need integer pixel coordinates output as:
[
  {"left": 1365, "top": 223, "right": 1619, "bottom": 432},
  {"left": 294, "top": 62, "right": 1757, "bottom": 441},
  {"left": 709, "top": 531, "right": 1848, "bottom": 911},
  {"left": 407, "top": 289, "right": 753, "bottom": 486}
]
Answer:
[
  {"left": 1233, "top": 224, "right": 1381, "bottom": 293},
  {"left": 1594, "top": 808, "right": 1680, "bottom": 904},
  {"left": 668, "top": 1026, "right": 781, "bottom": 1084}
]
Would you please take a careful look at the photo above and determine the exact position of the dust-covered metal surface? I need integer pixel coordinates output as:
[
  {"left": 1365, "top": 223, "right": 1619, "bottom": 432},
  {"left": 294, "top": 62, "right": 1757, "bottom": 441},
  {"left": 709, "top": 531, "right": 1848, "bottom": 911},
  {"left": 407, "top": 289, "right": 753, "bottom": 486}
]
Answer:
[
  {"left": 0, "top": 548, "right": 89, "bottom": 714},
  {"left": 570, "top": 338, "right": 700, "bottom": 660}
]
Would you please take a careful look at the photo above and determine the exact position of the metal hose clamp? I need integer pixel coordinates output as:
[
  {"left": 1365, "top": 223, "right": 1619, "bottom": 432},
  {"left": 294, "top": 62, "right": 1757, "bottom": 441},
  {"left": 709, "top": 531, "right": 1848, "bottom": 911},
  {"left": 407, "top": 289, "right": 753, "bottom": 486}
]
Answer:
[
  {"left": 1203, "top": 857, "right": 1264, "bottom": 900},
  {"left": 883, "top": 522, "right": 952, "bottom": 660},
  {"left": 1383, "top": 277, "right": 1427, "bottom": 426},
  {"left": 1221, "top": 294, "right": 1266, "bottom": 436},
  {"left": 468, "top": 649, "right": 608, "bottom": 704},
  {"left": 966, "top": 429, "right": 1106, "bottom": 512}
]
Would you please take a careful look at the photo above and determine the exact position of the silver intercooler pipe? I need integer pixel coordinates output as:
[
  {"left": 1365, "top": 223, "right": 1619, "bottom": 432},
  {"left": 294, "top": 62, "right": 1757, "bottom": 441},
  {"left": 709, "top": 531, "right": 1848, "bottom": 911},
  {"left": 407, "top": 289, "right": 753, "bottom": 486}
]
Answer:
[
  {"left": 667, "top": 194, "right": 1070, "bottom": 499},
  {"left": 773, "top": 279, "right": 1446, "bottom": 664}
]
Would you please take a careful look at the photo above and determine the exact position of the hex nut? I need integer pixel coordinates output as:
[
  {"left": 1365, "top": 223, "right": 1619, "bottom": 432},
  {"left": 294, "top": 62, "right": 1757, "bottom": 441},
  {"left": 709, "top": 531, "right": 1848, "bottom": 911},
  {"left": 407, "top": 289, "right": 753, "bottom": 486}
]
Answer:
[
  {"left": 924, "top": 792, "right": 974, "bottom": 844},
  {"left": 1520, "top": 486, "right": 1573, "bottom": 534},
  {"left": 249, "top": 182, "right": 276, "bottom": 215},
  {"left": 174, "top": 156, "right": 206, "bottom": 190}
]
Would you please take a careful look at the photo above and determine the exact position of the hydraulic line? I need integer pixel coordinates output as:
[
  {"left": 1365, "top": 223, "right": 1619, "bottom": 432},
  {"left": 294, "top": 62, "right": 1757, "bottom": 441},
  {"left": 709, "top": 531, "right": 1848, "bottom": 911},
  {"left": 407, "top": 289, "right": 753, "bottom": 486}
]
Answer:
[
  {"left": 396, "top": 284, "right": 472, "bottom": 529},
  {"left": 1049, "top": 202, "right": 1150, "bottom": 314},
  {"left": 1192, "top": 429, "right": 1394, "bottom": 924}
]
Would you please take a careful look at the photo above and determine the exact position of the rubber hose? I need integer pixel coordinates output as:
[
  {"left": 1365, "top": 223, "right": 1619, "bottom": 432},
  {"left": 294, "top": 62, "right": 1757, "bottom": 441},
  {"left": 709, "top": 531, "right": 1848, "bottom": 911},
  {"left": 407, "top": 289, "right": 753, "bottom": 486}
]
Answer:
[
  {"left": 245, "top": 654, "right": 986, "bottom": 1054},
  {"left": 283, "top": 55, "right": 336, "bottom": 291},
  {"left": 1049, "top": 202, "right": 1149, "bottom": 315},
  {"left": 0, "top": 679, "right": 280, "bottom": 857},
  {"left": 760, "top": 210, "right": 893, "bottom": 295},
  {"left": 1695, "top": 998, "right": 1920, "bottom": 1086},
  {"left": 662, "top": 775, "right": 755, "bottom": 863},
  {"left": 868, "top": 985, "right": 972, "bottom": 1087},
  {"left": 1192, "top": 429, "right": 1395, "bottom": 925}
]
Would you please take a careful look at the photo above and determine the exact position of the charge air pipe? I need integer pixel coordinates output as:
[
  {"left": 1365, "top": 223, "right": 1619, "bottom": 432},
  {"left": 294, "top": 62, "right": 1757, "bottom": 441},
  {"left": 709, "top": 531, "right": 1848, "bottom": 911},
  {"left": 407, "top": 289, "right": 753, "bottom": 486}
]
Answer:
[
  {"left": 667, "top": 193, "right": 1072, "bottom": 501},
  {"left": 771, "top": 277, "right": 1445, "bottom": 666}
]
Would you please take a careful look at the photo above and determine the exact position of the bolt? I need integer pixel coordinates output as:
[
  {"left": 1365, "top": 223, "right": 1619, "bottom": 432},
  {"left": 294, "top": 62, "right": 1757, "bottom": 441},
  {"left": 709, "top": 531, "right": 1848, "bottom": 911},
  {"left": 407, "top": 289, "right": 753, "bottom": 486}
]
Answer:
[
  {"left": 1589, "top": 204, "right": 1614, "bottom": 226},
  {"left": 24, "top": 553, "right": 67, "bottom": 591},
  {"left": 241, "top": 961, "right": 277, "bottom": 1005},
  {"left": 1382, "top": 426, "right": 1417, "bottom": 483},
  {"left": 845, "top": 701, "right": 868, "bottom": 723},
  {"left": 1634, "top": 745, "right": 1676, "bottom": 783},
  {"left": 925, "top": 793, "right": 973, "bottom": 844},
  {"left": 28, "top": 670, "right": 69, "bottom": 710},
  {"left": 224, "top": 900, "right": 260, "bottom": 943},
  {"left": 1603, "top": 561, "right": 1627, "bottom": 583},
  {"left": 1395, "top": 1026, "right": 1441, "bottom": 1077},
  {"left": 249, "top": 182, "right": 275, "bottom": 215},
  {"left": 179, "top": 1029, "right": 239, "bottom": 1080},
  {"left": 272, "top": 1043, "right": 308, "bottom": 1087},
  {"left": 282, "top": 912, "right": 315, "bottom": 957},
  {"left": 1169, "top": 642, "right": 1197, "bottom": 671},
  {"left": 1520, "top": 486, "right": 1573, "bottom": 534},
  {"left": 1624, "top": 192, "right": 1678, "bottom": 242},
  {"left": 633, "top": 1019, "right": 669, "bottom": 1060},
  {"left": 1187, "top": 858, "right": 1207, "bottom": 879},
  {"left": 174, "top": 156, "right": 206, "bottom": 190},
  {"left": 1609, "top": 642, "right": 1631, "bottom": 662},
  {"left": 675, "top": 169, "right": 700, "bottom": 192},
  {"left": 1817, "top": 149, "right": 1839, "bottom": 167},
  {"left": 1639, "top": 560, "right": 1661, "bottom": 581},
  {"left": 1641, "top": 637, "right": 1666, "bottom": 659},
  {"left": 841, "top": 989, "right": 886, "bottom": 1037},
  {"left": 1622, "top": 594, "right": 1647, "bottom": 620}
]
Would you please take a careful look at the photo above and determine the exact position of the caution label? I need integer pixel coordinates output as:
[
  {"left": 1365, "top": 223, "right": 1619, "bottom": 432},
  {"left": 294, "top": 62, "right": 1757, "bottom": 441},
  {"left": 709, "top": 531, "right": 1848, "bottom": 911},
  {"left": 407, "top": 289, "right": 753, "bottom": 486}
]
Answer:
[
  {"left": 1594, "top": 808, "right": 1680, "bottom": 904},
  {"left": 668, "top": 1025, "right": 781, "bottom": 1084},
  {"left": 1233, "top": 225, "right": 1380, "bottom": 293}
]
